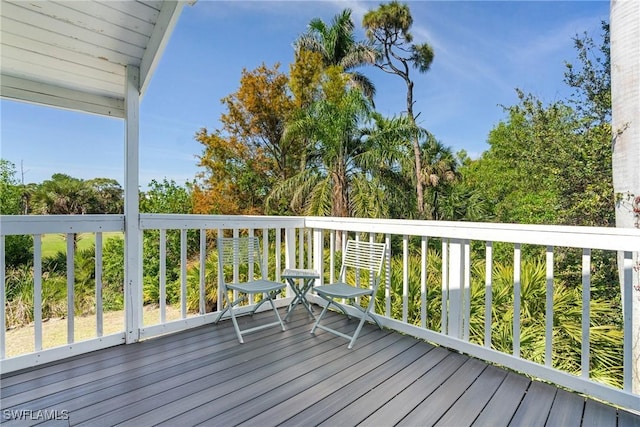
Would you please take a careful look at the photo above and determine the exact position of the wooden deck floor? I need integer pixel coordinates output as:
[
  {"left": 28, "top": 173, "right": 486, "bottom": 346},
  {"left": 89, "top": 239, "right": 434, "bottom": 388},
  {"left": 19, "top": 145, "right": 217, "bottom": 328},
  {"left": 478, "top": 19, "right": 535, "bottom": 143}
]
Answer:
[{"left": 2, "top": 307, "right": 639, "bottom": 427}]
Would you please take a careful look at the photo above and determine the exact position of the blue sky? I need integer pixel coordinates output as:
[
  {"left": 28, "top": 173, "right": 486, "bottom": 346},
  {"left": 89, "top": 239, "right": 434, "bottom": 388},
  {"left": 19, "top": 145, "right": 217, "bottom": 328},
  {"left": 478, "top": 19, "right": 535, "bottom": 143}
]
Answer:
[{"left": 0, "top": 0, "right": 609, "bottom": 188}]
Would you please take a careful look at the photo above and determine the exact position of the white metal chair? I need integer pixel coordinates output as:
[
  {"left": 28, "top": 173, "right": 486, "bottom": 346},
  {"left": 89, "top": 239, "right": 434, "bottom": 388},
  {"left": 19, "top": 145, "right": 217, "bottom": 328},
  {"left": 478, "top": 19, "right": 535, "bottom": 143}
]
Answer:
[
  {"left": 214, "top": 236, "right": 286, "bottom": 343},
  {"left": 310, "top": 239, "right": 387, "bottom": 349}
]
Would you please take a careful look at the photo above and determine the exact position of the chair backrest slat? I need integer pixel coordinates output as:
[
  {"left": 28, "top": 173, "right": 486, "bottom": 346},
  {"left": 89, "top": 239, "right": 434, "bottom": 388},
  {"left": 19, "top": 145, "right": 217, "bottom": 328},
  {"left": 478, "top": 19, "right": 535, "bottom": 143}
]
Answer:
[
  {"left": 218, "top": 236, "right": 262, "bottom": 265},
  {"left": 340, "top": 240, "right": 386, "bottom": 281}
]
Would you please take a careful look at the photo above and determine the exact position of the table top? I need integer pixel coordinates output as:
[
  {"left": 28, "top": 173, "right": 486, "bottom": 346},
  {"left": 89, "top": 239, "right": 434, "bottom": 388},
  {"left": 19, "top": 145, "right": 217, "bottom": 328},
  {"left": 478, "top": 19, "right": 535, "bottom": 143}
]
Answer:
[{"left": 281, "top": 268, "right": 320, "bottom": 279}]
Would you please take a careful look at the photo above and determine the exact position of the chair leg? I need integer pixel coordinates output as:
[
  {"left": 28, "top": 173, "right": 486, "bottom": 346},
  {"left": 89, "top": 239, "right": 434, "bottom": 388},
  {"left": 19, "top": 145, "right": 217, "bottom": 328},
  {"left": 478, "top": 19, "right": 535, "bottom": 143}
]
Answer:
[
  {"left": 250, "top": 294, "right": 270, "bottom": 315},
  {"left": 348, "top": 313, "right": 368, "bottom": 349},
  {"left": 311, "top": 294, "right": 381, "bottom": 349},
  {"left": 215, "top": 293, "right": 245, "bottom": 343},
  {"left": 213, "top": 303, "right": 230, "bottom": 325},
  {"left": 228, "top": 305, "right": 244, "bottom": 344},
  {"left": 268, "top": 294, "right": 286, "bottom": 331},
  {"left": 310, "top": 299, "right": 332, "bottom": 334}
]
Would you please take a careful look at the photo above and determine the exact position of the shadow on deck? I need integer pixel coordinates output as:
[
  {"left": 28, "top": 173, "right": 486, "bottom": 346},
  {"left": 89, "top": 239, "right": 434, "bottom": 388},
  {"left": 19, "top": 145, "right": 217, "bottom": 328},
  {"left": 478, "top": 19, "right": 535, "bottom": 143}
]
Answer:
[{"left": 1, "top": 307, "right": 639, "bottom": 426}]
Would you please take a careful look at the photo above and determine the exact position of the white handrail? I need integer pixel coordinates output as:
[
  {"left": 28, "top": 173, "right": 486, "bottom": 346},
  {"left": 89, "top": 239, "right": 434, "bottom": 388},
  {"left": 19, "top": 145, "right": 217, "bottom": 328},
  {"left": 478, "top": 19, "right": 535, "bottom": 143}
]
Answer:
[{"left": 0, "top": 213, "right": 638, "bottom": 412}]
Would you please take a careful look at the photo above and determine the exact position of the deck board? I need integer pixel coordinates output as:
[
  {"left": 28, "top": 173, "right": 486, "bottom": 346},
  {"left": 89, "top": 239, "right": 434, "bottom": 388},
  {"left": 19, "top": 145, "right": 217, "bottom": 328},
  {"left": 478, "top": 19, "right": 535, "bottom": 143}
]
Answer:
[
  {"left": 1, "top": 307, "right": 638, "bottom": 427},
  {"left": 472, "top": 371, "right": 531, "bottom": 427},
  {"left": 509, "top": 381, "right": 558, "bottom": 427},
  {"left": 273, "top": 340, "right": 439, "bottom": 426},
  {"left": 291, "top": 344, "right": 448, "bottom": 426},
  {"left": 356, "top": 352, "right": 469, "bottom": 426},
  {"left": 546, "top": 388, "right": 585, "bottom": 427},
  {"left": 397, "top": 357, "right": 489, "bottom": 426},
  {"left": 434, "top": 364, "right": 509, "bottom": 427},
  {"left": 582, "top": 399, "right": 617, "bottom": 427}
]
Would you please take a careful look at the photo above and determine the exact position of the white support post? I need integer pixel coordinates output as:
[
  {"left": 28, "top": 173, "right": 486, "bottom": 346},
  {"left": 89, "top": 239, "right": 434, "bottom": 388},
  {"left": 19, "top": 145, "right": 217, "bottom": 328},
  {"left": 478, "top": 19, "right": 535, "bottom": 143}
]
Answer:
[
  {"left": 124, "top": 65, "right": 142, "bottom": 344},
  {"left": 199, "top": 229, "right": 206, "bottom": 315},
  {"left": 484, "top": 241, "right": 493, "bottom": 348},
  {"left": 385, "top": 234, "right": 391, "bottom": 318},
  {"left": 285, "top": 228, "right": 295, "bottom": 269},
  {"left": 285, "top": 228, "right": 296, "bottom": 298},
  {"left": 447, "top": 239, "right": 464, "bottom": 338},
  {"left": 441, "top": 239, "right": 448, "bottom": 335},
  {"left": 248, "top": 228, "right": 255, "bottom": 304},
  {"left": 421, "top": 236, "right": 428, "bottom": 329},
  {"left": 95, "top": 232, "right": 103, "bottom": 337},
  {"left": 180, "top": 229, "right": 187, "bottom": 319},
  {"left": 34, "top": 235, "right": 42, "bottom": 351},
  {"left": 513, "top": 243, "right": 522, "bottom": 357},
  {"left": 0, "top": 236, "right": 5, "bottom": 359},
  {"left": 330, "top": 231, "right": 336, "bottom": 284},
  {"left": 298, "top": 228, "right": 304, "bottom": 269},
  {"left": 275, "top": 228, "right": 282, "bottom": 282},
  {"left": 581, "top": 248, "right": 591, "bottom": 379},
  {"left": 402, "top": 235, "right": 409, "bottom": 323},
  {"left": 463, "top": 239, "right": 471, "bottom": 341},
  {"left": 313, "top": 229, "right": 323, "bottom": 287},
  {"left": 545, "top": 246, "right": 554, "bottom": 366},
  {"left": 160, "top": 229, "right": 167, "bottom": 324},
  {"left": 66, "top": 235, "right": 74, "bottom": 344}
]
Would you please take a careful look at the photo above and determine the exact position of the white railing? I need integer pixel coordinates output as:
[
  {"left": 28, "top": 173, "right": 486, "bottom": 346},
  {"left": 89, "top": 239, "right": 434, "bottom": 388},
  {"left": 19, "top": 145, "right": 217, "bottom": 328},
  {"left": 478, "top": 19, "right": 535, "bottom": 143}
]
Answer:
[
  {"left": 136, "top": 214, "right": 307, "bottom": 339},
  {"left": 1, "top": 215, "right": 127, "bottom": 368},
  {"left": 1, "top": 214, "right": 639, "bottom": 412},
  {"left": 304, "top": 217, "right": 640, "bottom": 412}
]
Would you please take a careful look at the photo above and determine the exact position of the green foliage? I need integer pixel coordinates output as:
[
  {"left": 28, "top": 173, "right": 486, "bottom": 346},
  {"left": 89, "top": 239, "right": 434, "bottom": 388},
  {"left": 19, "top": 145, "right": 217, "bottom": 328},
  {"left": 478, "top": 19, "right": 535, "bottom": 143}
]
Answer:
[
  {"left": 296, "top": 9, "right": 376, "bottom": 100},
  {"left": 32, "top": 173, "right": 95, "bottom": 215},
  {"left": 375, "top": 248, "right": 443, "bottom": 328},
  {"left": 289, "top": 50, "right": 324, "bottom": 108},
  {"left": 564, "top": 21, "right": 610, "bottom": 126},
  {"left": 4, "top": 235, "right": 33, "bottom": 269},
  {"left": 371, "top": 251, "right": 623, "bottom": 388},
  {"left": 363, "top": 1, "right": 436, "bottom": 217},
  {"left": 86, "top": 178, "right": 123, "bottom": 214},
  {"left": 270, "top": 87, "right": 376, "bottom": 217},
  {"left": 101, "top": 237, "right": 125, "bottom": 311},
  {"left": 138, "top": 179, "right": 197, "bottom": 304},
  {"left": 185, "top": 253, "right": 220, "bottom": 313},
  {"left": 1, "top": 159, "right": 33, "bottom": 267},
  {"left": 464, "top": 90, "right": 613, "bottom": 227},
  {"left": 0, "top": 159, "right": 23, "bottom": 215},
  {"left": 140, "top": 178, "right": 192, "bottom": 214},
  {"left": 195, "top": 64, "right": 297, "bottom": 215}
]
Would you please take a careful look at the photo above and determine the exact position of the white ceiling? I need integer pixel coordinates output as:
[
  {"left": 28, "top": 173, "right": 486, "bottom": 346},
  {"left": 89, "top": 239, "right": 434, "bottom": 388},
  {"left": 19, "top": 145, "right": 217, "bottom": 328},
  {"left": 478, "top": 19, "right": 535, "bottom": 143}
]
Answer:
[{"left": 0, "top": 0, "right": 187, "bottom": 118}]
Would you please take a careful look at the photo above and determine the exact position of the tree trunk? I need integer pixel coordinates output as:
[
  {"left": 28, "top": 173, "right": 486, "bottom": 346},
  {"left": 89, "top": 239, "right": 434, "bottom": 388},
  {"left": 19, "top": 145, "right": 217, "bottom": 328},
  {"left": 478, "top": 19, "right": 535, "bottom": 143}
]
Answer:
[
  {"left": 406, "top": 80, "right": 425, "bottom": 216},
  {"left": 610, "top": 0, "right": 640, "bottom": 394},
  {"left": 331, "top": 160, "right": 349, "bottom": 218}
]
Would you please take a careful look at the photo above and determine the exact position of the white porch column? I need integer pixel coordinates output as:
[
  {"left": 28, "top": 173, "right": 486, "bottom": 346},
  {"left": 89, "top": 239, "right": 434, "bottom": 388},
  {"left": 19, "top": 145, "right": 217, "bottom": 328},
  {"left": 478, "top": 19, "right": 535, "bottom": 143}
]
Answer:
[
  {"left": 124, "top": 65, "right": 143, "bottom": 344},
  {"left": 611, "top": 0, "right": 640, "bottom": 394},
  {"left": 447, "top": 239, "right": 465, "bottom": 338},
  {"left": 313, "top": 229, "right": 324, "bottom": 287},
  {"left": 284, "top": 228, "right": 296, "bottom": 298}
]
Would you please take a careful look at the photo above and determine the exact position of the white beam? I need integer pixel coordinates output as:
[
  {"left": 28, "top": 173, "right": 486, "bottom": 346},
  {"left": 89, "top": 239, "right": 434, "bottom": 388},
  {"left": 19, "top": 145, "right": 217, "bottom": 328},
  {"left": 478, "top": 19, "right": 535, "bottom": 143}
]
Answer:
[
  {"left": 124, "top": 65, "right": 142, "bottom": 344},
  {"left": 140, "top": 1, "right": 186, "bottom": 97},
  {"left": 0, "top": 75, "right": 125, "bottom": 118}
]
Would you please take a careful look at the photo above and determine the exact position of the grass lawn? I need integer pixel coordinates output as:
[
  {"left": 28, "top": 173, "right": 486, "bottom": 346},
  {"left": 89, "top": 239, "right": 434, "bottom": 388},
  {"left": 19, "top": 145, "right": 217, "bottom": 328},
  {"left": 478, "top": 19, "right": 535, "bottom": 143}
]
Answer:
[{"left": 41, "top": 232, "right": 123, "bottom": 258}]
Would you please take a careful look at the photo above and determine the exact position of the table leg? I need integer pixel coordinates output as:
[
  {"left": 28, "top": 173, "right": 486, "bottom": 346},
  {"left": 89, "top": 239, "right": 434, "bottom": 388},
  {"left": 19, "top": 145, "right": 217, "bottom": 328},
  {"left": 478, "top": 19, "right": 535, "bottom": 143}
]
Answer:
[{"left": 284, "top": 278, "right": 316, "bottom": 321}]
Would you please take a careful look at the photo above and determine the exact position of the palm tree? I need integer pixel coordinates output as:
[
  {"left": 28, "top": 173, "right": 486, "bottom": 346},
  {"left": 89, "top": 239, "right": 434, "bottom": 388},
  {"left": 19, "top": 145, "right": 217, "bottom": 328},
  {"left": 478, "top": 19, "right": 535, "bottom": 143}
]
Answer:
[
  {"left": 268, "top": 88, "right": 379, "bottom": 218},
  {"left": 359, "top": 114, "right": 462, "bottom": 220},
  {"left": 32, "top": 174, "right": 95, "bottom": 251},
  {"left": 33, "top": 173, "right": 93, "bottom": 215},
  {"left": 295, "top": 9, "right": 377, "bottom": 100},
  {"left": 363, "top": 1, "right": 435, "bottom": 217},
  {"left": 610, "top": 0, "right": 640, "bottom": 393},
  {"left": 358, "top": 113, "right": 423, "bottom": 218},
  {"left": 420, "top": 136, "right": 460, "bottom": 220}
]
